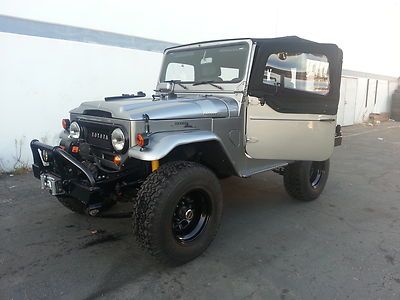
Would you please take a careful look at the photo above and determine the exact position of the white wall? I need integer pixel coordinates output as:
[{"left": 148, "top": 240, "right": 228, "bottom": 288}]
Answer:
[
  {"left": 389, "top": 81, "right": 398, "bottom": 114},
  {"left": 374, "top": 80, "right": 390, "bottom": 113},
  {"left": 354, "top": 78, "right": 368, "bottom": 123},
  {"left": 336, "top": 76, "right": 397, "bottom": 126},
  {"left": 0, "top": 32, "right": 163, "bottom": 171}
]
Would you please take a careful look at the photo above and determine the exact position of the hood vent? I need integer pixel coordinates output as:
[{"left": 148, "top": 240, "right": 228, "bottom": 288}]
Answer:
[{"left": 83, "top": 109, "right": 112, "bottom": 118}]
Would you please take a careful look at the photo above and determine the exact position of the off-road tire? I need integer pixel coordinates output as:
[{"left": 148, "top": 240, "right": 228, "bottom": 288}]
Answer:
[
  {"left": 56, "top": 196, "right": 116, "bottom": 215},
  {"left": 283, "top": 160, "right": 330, "bottom": 201},
  {"left": 133, "top": 161, "right": 223, "bottom": 265}
]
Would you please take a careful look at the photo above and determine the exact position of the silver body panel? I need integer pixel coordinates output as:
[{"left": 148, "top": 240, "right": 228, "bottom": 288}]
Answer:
[
  {"left": 129, "top": 130, "right": 223, "bottom": 161},
  {"left": 245, "top": 97, "right": 337, "bottom": 161},
  {"left": 71, "top": 95, "right": 239, "bottom": 120}
]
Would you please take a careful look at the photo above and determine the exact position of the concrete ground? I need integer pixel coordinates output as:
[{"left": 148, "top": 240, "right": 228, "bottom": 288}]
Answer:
[{"left": 1, "top": 122, "right": 400, "bottom": 300}]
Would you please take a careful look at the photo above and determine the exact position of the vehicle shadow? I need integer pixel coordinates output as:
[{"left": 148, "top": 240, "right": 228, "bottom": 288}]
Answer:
[{"left": 76, "top": 172, "right": 303, "bottom": 299}]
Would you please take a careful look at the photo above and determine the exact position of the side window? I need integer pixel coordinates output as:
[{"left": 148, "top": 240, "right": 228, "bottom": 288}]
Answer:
[
  {"left": 165, "top": 63, "right": 195, "bottom": 82},
  {"left": 263, "top": 52, "right": 330, "bottom": 95}
]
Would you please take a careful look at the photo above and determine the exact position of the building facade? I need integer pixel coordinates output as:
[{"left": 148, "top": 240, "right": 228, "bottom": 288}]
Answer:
[{"left": 0, "top": 15, "right": 398, "bottom": 171}]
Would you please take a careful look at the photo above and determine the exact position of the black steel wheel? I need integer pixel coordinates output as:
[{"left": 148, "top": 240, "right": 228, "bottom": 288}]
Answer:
[
  {"left": 310, "top": 161, "right": 325, "bottom": 188},
  {"left": 172, "top": 190, "right": 211, "bottom": 243},
  {"left": 133, "top": 161, "right": 223, "bottom": 265},
  {"left": 283, "top": 159, "right": 330, "bottom": 201}
]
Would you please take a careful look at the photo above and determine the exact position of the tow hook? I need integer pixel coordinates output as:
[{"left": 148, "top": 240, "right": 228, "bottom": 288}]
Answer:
[{"left": 88, "top": 208, "right": 100, "bottom": 217}]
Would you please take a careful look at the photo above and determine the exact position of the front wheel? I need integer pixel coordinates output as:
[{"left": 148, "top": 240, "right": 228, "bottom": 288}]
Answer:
[
  {"left": 133, "top": 161, "right": 223, "bottom": 265},
  {"left": 283, "top": 159, "right": 330, "bottom": 201}
]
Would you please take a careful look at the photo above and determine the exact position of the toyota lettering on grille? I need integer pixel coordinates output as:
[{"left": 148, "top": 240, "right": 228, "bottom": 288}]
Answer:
[{"left": 91, "top": 132, "right": 109, "bottom": 141}]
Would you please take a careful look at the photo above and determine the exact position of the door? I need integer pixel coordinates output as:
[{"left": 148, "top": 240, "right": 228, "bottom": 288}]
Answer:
[
  {"left": 342, "top": 77, "right": 358, "bottom": 126},
  {"left": 246, "top": 98, "right": 337, "bottom": 161},
  {"left": 246, "top": 39, "right": 343, "bottom": 161}
]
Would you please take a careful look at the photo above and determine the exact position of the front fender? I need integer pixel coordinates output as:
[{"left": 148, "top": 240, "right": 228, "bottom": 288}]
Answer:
[{"left": 128, "top": 130, "right": 221, "bottom": 161}]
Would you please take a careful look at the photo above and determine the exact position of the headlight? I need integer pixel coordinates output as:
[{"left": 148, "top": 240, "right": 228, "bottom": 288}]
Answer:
[
  {"left": 111, "top": 128, "right": 125, "bottom": 151},
  {"left": 41, "top": 149, "right": 51, "bottom": 162},
  {"left": 69, "top": 121, "right": 81, "bottom": 139}
]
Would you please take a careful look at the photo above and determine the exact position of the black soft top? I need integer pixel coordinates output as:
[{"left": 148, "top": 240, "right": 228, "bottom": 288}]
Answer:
[
  {"left": 251, "top": 36, "right": 340, "bottom": 50},
  {"left": 166, "top": 36, "right": 343, "bottom": 115},
  {"left": 249, "top": 36, "right": 343, "bottom": 115},
  {"left": 167, "top": 36, "right": 340, "bottom": 52}
]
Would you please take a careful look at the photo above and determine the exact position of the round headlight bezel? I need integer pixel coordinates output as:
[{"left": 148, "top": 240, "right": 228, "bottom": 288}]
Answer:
[
  {"left": 111, "top": 128, "right": 126, "bottom": 152},
  {"left": 69, "top": 121, "right": 81, "bottom": 139}
]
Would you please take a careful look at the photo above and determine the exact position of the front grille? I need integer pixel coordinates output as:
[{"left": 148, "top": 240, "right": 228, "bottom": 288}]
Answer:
[{"left": 81, "top": 122, "right": 115, "bottom": 151}]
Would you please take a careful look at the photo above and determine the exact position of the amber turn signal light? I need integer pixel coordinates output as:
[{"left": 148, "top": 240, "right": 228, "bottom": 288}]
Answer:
[
  {"left": 113, "top": 155, "right": 122, "bottom": 165},
  {"left": 136, "top": 133, "right": 149, "bottom": 147},
  {"left": 71, "top": 146, "right": 79, "bottom": 153},
  {"left": 62, "top": 119, "right": 70, "bottom": 130}
]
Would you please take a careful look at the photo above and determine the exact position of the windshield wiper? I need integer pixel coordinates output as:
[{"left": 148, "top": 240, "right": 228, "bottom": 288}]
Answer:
[
  {"left": 192, "top": 81, "right": 223, "bottom": 90},
  {"left": 104, "top": 91, "right": 146, "bottom": 101},
  {"left": 165, "top": 80, "right": 188, "bottom": 90}
]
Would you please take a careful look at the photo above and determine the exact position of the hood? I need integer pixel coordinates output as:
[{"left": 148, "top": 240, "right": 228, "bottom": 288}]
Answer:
[{"left": 70, "top": 95, "right": 239, "bottom": 120}]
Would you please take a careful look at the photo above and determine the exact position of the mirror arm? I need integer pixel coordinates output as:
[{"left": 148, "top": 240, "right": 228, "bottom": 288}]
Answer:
[{"left": 279, "top": 74, "right": 285, "bottom": 89}]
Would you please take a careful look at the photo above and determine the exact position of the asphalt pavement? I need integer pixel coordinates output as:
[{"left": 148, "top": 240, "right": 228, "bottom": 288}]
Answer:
[{"left": 1, "top": 122, "right": 400, "bottom": 299}]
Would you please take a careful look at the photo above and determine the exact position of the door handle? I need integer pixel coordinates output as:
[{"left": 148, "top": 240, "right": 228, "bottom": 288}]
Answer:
[{"left": 246, "top": 137, "right": 259, "bottom": 143}]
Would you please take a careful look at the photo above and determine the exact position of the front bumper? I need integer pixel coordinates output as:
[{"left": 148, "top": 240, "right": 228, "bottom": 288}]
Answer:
[
  {"left": 31, "top": 139, "right": 105, "bottom": 207},
  {"left": 31, "top": 140, "right": 96, "bottom": 186},
  {"left": 334, "top": 125, "right": 342, "bottom": 146},
  {"left": 31, "top": 139, "right": 146, "bottom": 212}
]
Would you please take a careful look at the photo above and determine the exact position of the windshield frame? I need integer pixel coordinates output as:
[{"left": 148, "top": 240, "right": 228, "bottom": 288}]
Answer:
[{"left": 158, "top": 39, "right": 253, "bottom": 90}]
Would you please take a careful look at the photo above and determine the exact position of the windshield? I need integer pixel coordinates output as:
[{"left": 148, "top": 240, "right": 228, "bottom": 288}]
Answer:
[{"left": 160, "top": 43, "right": 250, "bottom": 84}]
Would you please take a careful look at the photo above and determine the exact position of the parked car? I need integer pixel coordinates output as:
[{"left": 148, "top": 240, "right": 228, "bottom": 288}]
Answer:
[{"left": 31, "top": 36, "right": 343, "bottom": 265}]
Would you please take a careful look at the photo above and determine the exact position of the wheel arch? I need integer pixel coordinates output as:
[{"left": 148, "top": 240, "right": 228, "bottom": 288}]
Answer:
[{"left": 128, "top": 130, "right": 237, "bottom": 177}]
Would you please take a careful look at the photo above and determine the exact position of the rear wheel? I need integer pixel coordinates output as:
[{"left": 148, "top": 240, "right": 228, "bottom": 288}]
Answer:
[
  {"left": 283, "top": 160, "right": 330, "bottom": 201},
  {"left": 133, "top": 161, "right": 223, "bottom": 265}
]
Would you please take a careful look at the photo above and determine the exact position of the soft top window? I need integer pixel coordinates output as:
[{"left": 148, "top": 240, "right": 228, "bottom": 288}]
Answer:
[
  {"left": 247, "top": 36, "right": 343, "bottom": 115},
  {"left": 160, "top": 43, "right": 249, "bottom": 83},
  {"left": 264, "top": 52, "right": 330, "bottom": 95}
]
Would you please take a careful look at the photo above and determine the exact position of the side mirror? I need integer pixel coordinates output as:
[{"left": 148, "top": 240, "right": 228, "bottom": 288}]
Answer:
[
  {"left": 278, "top": 74, "right": 284, "bottom": 90},
  {"left": 157, "top": 82, "right": 173, "bottom": 93},
  {"left": 270, "top": 78, "right": 279, "bottom": 95},
  {"left": 268, "top": 75, "right": 284, "bottom": 95},
  {"left": 263, "top": 73, "right": 284, "bottom": 96}
]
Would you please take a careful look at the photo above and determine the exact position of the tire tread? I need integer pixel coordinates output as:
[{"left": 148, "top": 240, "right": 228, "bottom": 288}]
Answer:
[
  {"left": 133, "top": 161, "right": 221, "bottom": 264},
  {"left": 283, "top": 160, "right": 329, "bottom": 202}
]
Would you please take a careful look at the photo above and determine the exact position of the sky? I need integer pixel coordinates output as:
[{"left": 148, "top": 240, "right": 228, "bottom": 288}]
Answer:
[{"left": 1, "top": 0, "right": 399, "bottom": 76}]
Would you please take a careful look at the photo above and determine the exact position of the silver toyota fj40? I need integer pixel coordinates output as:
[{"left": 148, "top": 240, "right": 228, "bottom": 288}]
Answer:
[{"left": 31, "top": 36, "right": 343, "bottom": 265}]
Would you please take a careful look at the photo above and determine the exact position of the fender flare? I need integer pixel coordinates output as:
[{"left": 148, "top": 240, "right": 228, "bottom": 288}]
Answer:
[{"left": 128, "top": 130, "right": 227, "bottom": 161}]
